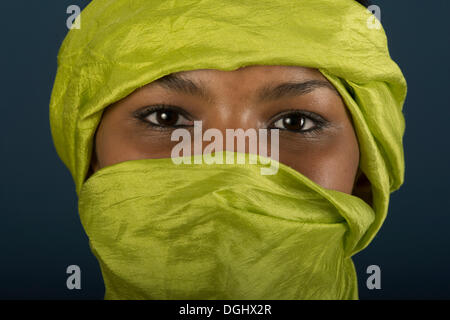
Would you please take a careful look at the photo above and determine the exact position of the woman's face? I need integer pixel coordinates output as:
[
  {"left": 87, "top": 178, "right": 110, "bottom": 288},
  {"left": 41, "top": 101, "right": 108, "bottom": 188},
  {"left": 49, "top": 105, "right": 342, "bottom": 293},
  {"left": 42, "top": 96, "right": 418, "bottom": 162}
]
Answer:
[{"left": 91, "top": 65, "right": 361, "bottom": 195}]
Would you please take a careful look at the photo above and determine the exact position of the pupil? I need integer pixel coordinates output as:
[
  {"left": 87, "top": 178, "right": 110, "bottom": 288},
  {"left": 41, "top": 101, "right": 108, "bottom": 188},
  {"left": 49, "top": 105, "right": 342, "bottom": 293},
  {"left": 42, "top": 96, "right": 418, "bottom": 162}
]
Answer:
[
  {"left": 283, "top": 115, "right": 305, "bottom": 130},
  {"left": 157, "top": 110, "right": 178, "bottom": 126}
]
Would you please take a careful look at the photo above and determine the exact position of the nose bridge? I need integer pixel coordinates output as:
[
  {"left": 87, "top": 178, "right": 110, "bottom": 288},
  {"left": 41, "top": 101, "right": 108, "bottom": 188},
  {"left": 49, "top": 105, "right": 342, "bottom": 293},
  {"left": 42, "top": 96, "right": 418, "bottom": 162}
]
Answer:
[
  {"left": 206, "top": 104, "right": 253, "bottom": 131},
  {"left": 200, "top": 105, "right": 261, "bottom": 155},
  {"left": 204, "top": 83, "right": 256, "bottom": 129},
  {"left": 197, "top": 69, "right": 263, "bottom": 154}
]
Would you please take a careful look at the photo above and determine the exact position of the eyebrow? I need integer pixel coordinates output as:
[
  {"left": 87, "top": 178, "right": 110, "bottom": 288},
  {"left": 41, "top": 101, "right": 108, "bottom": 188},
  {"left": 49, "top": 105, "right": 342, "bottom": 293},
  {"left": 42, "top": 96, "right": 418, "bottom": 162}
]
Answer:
[
  {"left": 153, "top": 73, "right": 339, "bottom": 102},
  {"left": 257, "top": 79, "right": 339, "bottom": 101},
  {"left": 153, "top": 73, "right": 212, "bottom": 101}
]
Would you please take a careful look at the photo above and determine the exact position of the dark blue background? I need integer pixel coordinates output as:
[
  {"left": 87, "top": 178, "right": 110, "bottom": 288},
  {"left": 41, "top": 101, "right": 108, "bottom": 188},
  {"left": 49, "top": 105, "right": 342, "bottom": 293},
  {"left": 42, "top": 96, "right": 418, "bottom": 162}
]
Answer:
[{"left": 1, "top": 1, "right": 449, "bottom": 299}]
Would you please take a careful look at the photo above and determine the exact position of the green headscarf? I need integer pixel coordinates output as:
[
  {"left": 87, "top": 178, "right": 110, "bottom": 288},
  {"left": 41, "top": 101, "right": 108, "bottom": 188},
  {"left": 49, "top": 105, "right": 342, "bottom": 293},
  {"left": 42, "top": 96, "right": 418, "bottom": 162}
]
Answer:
[{"left": 50, "top": 0, "right": 406, "bottom": 299}]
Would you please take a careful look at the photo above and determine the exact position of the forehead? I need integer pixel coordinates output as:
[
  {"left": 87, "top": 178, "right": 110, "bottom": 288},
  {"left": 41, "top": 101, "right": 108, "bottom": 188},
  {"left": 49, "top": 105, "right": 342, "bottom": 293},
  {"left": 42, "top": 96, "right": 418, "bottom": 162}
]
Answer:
[
  {"left": 109, "top": 65, "right": 341, "bottom": 113},
  {"left": 173, "top": 65, "right": 328, "bottom": 83},
  {"left": 137, "top": 65, "right": 338, "bottom": 104}
]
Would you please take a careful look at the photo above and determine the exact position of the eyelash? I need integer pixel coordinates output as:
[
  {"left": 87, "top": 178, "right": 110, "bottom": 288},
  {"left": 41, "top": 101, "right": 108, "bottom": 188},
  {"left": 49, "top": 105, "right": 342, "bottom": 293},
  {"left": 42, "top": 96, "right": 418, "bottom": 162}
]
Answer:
[{"left": 133, "top": 104, "right": 329, "bottom": 136}]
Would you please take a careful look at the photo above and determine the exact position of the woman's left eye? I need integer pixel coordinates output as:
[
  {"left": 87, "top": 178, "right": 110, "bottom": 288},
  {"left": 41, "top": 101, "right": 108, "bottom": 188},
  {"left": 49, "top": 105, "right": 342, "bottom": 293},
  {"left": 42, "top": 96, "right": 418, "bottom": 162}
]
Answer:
[{"left": 271, "top": 113, "right": 317, "bottom": 132}]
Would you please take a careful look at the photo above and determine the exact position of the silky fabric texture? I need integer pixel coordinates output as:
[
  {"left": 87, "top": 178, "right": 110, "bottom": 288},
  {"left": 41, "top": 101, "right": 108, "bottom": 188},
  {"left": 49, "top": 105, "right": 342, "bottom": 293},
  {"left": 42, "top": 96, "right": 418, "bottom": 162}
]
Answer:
[
  {"left": 49, "top": 0, "right": 407, "bottom": 299},
  {"left": 79, "top": 152, "right": 374, "bottom": 299}
]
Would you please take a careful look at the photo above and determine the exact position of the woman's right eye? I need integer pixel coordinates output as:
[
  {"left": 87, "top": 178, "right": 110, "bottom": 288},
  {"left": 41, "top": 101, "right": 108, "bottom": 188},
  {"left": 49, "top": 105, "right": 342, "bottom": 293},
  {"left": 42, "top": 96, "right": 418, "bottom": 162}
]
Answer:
[{"left": 135, "top": 106, "right": 193, "bottom": 128}]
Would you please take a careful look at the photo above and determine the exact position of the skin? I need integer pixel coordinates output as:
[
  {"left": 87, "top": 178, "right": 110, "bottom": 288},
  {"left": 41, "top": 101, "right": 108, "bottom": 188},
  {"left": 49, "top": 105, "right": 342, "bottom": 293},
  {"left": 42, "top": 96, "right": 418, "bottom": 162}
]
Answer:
[{"left": 90, "top": 65, "right": 371, "bottom": 201}]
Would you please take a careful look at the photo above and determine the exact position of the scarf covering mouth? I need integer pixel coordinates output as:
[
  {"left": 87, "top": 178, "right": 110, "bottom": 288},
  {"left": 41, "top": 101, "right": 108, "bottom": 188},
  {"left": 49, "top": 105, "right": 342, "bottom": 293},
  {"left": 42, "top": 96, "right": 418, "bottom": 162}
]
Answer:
[{"left": 49, "top": 0, "right": 407, "bottom": 299}]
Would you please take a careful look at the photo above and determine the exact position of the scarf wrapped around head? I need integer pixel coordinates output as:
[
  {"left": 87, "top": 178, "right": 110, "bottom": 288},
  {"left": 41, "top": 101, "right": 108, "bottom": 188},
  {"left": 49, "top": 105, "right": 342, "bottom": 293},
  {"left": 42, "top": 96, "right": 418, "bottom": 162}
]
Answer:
[{"left": 49, "top": 0, "right": 406, "bottom": 299}]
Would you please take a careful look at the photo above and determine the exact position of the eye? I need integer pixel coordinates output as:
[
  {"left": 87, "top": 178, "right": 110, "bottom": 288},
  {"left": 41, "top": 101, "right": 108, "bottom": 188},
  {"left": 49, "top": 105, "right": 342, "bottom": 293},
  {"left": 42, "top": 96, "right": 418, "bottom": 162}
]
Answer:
[
  {"left": 135, "top": 105, "right": 193, "bottom": 128},
  {"left": 147, "top": 109, "right": 191, "bottom": 127},
  {"left": 273, "top": 114, "right": 313, "bottom": 131},
  {"left": 270, "top": 111, "right": 325, "bottom": 133}
]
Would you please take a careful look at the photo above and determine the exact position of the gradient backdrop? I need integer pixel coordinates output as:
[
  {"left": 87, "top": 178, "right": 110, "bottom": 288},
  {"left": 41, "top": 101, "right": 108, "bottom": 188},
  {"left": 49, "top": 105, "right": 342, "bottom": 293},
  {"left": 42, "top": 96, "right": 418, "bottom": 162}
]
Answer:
[{"left": 1, "top": 0, "right": 449, "bottom": 299}]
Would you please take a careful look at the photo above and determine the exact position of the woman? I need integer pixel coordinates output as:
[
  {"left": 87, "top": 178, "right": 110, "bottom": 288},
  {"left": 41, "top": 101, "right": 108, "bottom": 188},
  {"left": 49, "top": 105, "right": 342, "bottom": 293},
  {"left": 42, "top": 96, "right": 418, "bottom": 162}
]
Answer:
[{"left": 50, "top": 0, "right": 407, "bottom": 299}]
